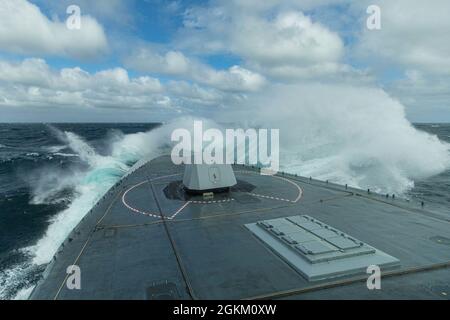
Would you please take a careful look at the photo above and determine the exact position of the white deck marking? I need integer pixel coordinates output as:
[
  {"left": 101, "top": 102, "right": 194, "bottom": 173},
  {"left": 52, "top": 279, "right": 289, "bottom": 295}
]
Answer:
[
  {"left": 121, "top": 181, "right": 160, "bottom": 218},
  {"left": 122, "top": 178, "right": 186, "bottom": 219},
  {"left": 168, "top": 201, "right": 192, "bottom": 220},
  {"left": 235, "top": 170, "right": 303, "bottom": 203},
  {"left": 190, "top": 198, "right": 235, "bottom": 204},
  {"left": 121, "top": 170, "right": 303, "bottom": 220},
  {"left": 247, "top": 193, "right": 292, "bottom": 203}
]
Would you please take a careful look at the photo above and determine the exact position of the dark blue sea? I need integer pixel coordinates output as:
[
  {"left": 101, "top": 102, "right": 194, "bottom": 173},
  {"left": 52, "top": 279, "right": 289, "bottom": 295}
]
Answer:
[{"left": 0, "top": 123, "right": 449, "bottom": 299}]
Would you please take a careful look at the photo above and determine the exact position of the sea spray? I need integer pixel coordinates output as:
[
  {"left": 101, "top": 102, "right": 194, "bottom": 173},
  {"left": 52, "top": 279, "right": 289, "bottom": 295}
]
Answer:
[
  {"left": 5, "top": 119, "right": 204, "bottom": 299},
  {"left": 216, "top": 83, "right": 450, "bottom": 194},
  {"left": 25, "top": 127, "right": 129, "bottom": 265}
]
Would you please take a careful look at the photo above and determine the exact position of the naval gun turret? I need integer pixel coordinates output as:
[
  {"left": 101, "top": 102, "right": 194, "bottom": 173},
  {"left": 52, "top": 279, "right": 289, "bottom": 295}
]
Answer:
[{"left": 183, "top": 163, "right": 237, "bottom": 194}]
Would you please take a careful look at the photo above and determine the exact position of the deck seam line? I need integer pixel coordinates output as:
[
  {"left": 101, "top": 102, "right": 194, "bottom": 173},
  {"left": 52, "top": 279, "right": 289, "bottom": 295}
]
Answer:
[
  {"left": 147, "top": 174, "right": 197, "bottom": 300},
  {"left": 53, "top": 188, "right": 123, "bottom": 300},
  {"left": 244, "top": 260, "right": 450, "bottom": 300}
]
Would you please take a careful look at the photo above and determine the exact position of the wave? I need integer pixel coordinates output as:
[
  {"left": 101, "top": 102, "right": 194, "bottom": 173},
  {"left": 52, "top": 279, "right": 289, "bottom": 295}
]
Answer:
[
  {"left": 219, "top": 83, "right": 450, "bottom": 194},
  {"left": 2, "top": 119, "right": 196, "bottom": 299},
  {"left": 25, "top": 153, "right": 40, "bottom": 157},
  {"left": 52, "top": 153, "right": 78, "bottom": 158},
  {"left": 0, "top": 259, "right": 40, "bottom": 300},
  {"left": 43, "top": 145, "right": 66, "bottom": 153}
]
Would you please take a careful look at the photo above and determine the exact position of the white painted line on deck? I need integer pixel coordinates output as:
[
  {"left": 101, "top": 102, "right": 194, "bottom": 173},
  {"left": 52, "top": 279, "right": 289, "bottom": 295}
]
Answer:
[
  {"left": 121, "top": 170, "right": 303, "bottom": 220},
  {"left": 168, "top": 201, "right": 192, "bottom": 220}
]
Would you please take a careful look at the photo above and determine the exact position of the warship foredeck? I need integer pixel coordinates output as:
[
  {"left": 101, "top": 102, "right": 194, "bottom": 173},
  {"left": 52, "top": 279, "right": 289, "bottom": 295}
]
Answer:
[{"left": 30, "top": 156, "right": 450, "bottom": 300}]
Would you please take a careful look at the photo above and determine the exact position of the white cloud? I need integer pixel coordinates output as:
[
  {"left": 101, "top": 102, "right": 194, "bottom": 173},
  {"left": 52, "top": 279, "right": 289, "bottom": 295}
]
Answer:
[
  {"left": 388, "top": 70, "right": 450, "bottom": 122},
  {"left": 347, "top": 0, "right": 450, "bottom": 120},
  {"left": 249, "top": 61, "right": 373, "bottom": 84},
  {"left": 166, "top": 80, "right": 247, "bottom": 109},
  {"left": 1, "top": 0, "right": 449, "bottom": 122},
  {"left": 232, "top": 11, "right": 343, "bottom": 66},
  {"left": 0, "top": 58, "right": 249, "bottom": 118},
  {"left": 0, "top": 0, "right": 108, "bottom": 59},
  {"left": 127, "top": 49, "right": 190, "bottom": 75},
  {"left": 355, "top": 0, "right": 450, "bottom": 74},
  {"left": 167, "top": 81, "right": 223, "bottom": 106},
  {"left": 125, "top": 48, "right": 266, "bottom": 92},
  {"left": 176, "top": 2, "right": 351, "bottom": 81},
  {"left": 34, "top": 0, "right": 134, "bottom": 27},
  {"left": 0, "top": 58, "right": 167, "bottom": 109}
]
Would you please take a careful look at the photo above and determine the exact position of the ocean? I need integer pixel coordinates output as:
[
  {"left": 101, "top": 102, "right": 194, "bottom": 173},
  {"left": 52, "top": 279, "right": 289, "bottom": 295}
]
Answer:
[{"left": 0, "top": 122, "right": 449, "bottom": 299}]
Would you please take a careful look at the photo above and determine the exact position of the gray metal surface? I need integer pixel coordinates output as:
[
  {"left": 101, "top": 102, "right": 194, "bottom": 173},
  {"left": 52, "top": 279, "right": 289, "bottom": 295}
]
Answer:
[
  {"left": 246, "top": 215, "right": 399, "bottom": 281},
  {"left": 183, "top": 163, "right": 237, "bottom": 191},
  {"left": 30, "top": 155, "right": 450, "bottom": 300}
]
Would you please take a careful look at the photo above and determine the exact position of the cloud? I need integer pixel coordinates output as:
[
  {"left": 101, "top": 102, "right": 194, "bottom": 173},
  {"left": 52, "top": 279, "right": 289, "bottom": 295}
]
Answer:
[
  {"left": 355, "top": 0, "right": 450, "bottom": 74},
  {"left": 176, "top": 2, "right": 353, "bottom": 81},
  {"left": 33, "top": 0, "right": 135, "bottom": 27},
  {"left": 387, "top": 70, "right": 450, "bottom": 122},
  {"left": 346, "top": 0, "right": 450, "bottom": 120},
  {"left": 232, "top": 11, "right": 344, "bottom": 66},
  {"left": 0, "top": 0, "right": 108, "bottom": 59},
  {"left": 1, "top": 0, "right": 449, "bottom": 122},
  {"left": 126, "top": 49, "right": 190, "bottom": 75},
  {"left": 0, "top": 58, "right": 168, "bottom": 110},
  {"left": 167, "top": 81, "right": 224, "bottom": 107},
  {"left": 125, "top": 47, "right": 266, "bottom": 92},
  {"left": 0, "top": 57, "right": 250, "bottom": 121}
]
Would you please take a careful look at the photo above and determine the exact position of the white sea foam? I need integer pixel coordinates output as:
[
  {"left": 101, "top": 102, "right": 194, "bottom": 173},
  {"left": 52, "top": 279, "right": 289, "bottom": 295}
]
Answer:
[
  {"left": 44, "top": 145, "right": 66, "bottom": 153},
  {"left": 0, "top": 260, "right": 36, "bottom": 300},
  {"left": 218, "top": 83, "right": 450, "bottom": 194},
  {"left": 13, "top": 286, "right": 35, "bottom": 300},
  {"left": 1, "top": 120, "right": 199, "bottom": 299},
  {"left": 52, "top": 153, "right": 78, "bottom": 158},
  {"left": 25, "top": 118, "right": 213, "bottom": 266}
]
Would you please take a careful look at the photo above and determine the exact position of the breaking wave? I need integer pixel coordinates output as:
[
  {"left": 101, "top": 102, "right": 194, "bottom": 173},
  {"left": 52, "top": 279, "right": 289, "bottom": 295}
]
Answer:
[
  {"left": 25, "top": 121, "right": 191, "bottom": 266},
  {"left": 220, "top": 83, "right": 450, "bottom": 194},
  {"left": 43, "top": 145, "right": 66, "bottom": 153},
  {"left": 2, "top": 119, "right": 199, "bottom": 299},
  {"left": 3, "top": 82, "right": 450, "bottom": 299}
]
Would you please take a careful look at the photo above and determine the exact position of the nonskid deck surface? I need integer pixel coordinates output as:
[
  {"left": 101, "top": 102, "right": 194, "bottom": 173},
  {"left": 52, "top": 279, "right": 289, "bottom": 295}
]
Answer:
[{"left": 30, "top": 156, "right": 450, "bottom": 300}]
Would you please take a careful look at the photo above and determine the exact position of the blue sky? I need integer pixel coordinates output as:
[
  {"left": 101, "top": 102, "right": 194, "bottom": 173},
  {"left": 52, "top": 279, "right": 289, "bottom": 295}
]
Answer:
[{"left": 0, "top": 0, "right": 449, "bottom": 122}]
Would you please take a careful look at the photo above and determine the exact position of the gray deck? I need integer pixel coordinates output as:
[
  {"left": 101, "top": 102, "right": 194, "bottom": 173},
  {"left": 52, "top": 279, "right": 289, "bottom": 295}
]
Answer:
[{"left": 30, "top": 156, "right": 450, "bottom": 300}]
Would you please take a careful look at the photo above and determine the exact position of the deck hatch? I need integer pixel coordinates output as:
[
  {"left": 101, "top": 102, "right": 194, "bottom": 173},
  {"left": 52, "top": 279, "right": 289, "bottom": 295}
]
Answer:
[{"left": 246, "top": 215, "right": 400, "bottom": 281}]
